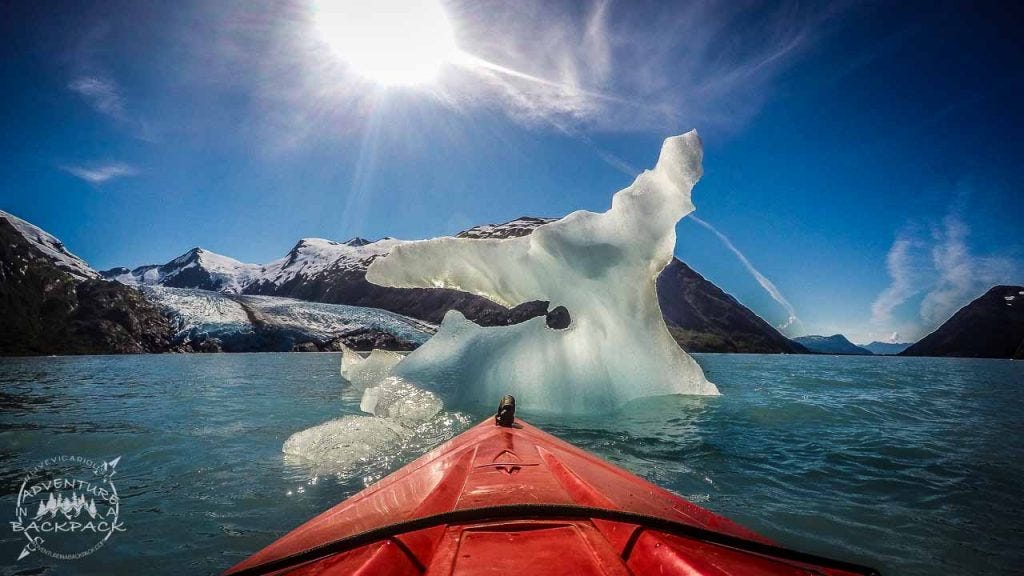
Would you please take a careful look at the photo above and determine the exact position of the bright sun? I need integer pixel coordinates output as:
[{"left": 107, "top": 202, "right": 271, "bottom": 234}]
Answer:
[{"left": 313, "top": 0, "right": 458, "bottom": 87}]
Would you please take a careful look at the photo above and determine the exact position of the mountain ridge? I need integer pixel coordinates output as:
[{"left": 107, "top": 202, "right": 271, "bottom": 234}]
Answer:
[
  {"left": 901, "top": 285, "right": 1024, "bottom": 358},
  {"left": 792, "top": 334, "right": 873, "bottom": 355},
  {"left": 101, "top": 215, "right": 804, "bottom": 354},
  {"left": 861, "top": 341, "right": 913, "bottom": 355},
  {"left": 0, "top": 210, "right": 179, "bottom": 355}
]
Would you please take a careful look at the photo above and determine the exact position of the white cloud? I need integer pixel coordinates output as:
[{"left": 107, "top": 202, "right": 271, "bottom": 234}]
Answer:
[
  {"left": 62, "top": 162, "right": 139, "bottom": 184},
  {"left": 437, "top": 0, "right": 833, "bottom": 132},
  {"left": 68, "top": 76, "right": 126, "bottom": 120},
  {"left": 870, "top": 234, "right": 922, "bottom": 324},
  {"left": 870, "top": 212, "right": 1020, "bottom": 337},
  {"left": 919, "top": 213, "right": 1017, "bottom": 325}
]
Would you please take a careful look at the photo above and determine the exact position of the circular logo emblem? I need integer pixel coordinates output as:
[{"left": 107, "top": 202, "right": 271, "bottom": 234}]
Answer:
[{"left": 10, "top": 456, "right": 125, "bottom": 562}]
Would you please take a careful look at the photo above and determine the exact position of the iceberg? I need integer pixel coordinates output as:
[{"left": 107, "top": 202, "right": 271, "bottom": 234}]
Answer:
[
  {"left": 284, "top": 131, "right": 717, "bottom": 476},
  {"left": 283, "top": 415, "right": 411, "bottom": 473},
  {"left": 364, "top": 130, "right": 718, "bottom": 414}
]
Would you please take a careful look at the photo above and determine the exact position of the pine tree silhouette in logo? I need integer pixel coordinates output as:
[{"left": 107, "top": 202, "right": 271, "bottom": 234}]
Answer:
[{"left": 33, "top": 492, "right": 99, "bottom": 520}]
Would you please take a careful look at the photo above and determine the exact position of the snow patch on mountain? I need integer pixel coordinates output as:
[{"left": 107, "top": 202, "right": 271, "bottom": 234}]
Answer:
[
  {"left": 104, "top": 216, "right": 575, "bottom": 298},
  {"left": 107, "top": 236, "right": 414, "bottom": 294},
  {"left": 0, "top": 210, "right": 98, "bottom": 280},
  {"left": 256, "top": 237, "right": 407, "bottom": 288},
  {"left": 108, "top": 248, "right": 261, "bottom": 293},
  {"left": 456, "top": 217, "right": 557, "bottom": 240}
]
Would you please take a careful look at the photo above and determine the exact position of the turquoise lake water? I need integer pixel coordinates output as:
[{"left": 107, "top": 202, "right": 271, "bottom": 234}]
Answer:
[{"left": 1, "top": 353, "right": 1021, "bottom": 575}]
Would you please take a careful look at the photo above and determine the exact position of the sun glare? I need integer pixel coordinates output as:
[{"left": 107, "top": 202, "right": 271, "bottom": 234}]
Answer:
[{"left": 313, "top": 0, "right": 458, "bottom": 87}]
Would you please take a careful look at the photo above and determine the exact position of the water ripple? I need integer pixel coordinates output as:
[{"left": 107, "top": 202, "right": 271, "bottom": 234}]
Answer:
[{"left": 0, "top": 353, "right": 1021, "bottom": 575}]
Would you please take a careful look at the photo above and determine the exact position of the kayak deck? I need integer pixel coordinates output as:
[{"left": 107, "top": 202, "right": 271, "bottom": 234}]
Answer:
[{"left": 227, "top": 417, "right": 878, "bottom": 575}]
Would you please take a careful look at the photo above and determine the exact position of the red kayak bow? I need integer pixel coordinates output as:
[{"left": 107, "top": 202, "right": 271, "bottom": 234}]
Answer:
[{"left": 227, "top": 396, "right": 879, "bottom": 576}]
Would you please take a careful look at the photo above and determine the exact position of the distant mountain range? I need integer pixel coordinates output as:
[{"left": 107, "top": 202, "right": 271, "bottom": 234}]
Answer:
[
  {"left": 861, "top": 341, "right": 913, "bottom": 355},
  {"left": 792, "top": 334, "right": 873, "bottom": 355},
  {"left": 7, "top": 209, "right": 1017, "bottom": 359},
  {"left": 901, "top": 285, "right": 1024, "bottom": 359},
  {"left": 0, "top": 211, "right": 803, "bottom": 355},
  {"left": 99, "top": 216, "right": 804, "bottom": 354}
]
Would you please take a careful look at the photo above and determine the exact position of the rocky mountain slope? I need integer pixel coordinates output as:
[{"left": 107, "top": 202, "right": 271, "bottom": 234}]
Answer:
[
  {"left": 0, "top": 211, "right": 443, "bottom": 355},
  {"left": 792, "top": 334, "right": 873, "bottom": 355},
  {"left": 0, "top": 210, "right": 178, "bottom": 355},
  {"left": 901, "top": 285, "right": 1024, "bottom": 358},
  {"left": 657, "top": 259, "right": 808, "bottom": 353},
  {"left": 102, "top": 216, "right": 803, "bottom": 354}
]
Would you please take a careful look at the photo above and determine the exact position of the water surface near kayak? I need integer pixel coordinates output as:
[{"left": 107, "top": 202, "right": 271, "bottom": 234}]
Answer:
[{"left": 1, "top": 353, "right": 1021, "bottom": 575}]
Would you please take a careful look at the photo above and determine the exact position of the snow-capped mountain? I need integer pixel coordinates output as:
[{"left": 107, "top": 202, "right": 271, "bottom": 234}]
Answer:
[
  {"left": 103, "top": 247, "right": 261, "bottom": 293},
  {"left": 101, "top": 237, "right": 405, "bottom": 296},
  {"left": 103, "top": 232, "right": 528, "bottom": 327},
  {"left": 102, "top": 218, "right": 563, "bottom": 298},
  {"left": 1, "top": 210, "right": 177, "bottom": 355},
  {"left": 102, "top": 216, "right": 807, "bottom": 353},
  {"left": 249, "top": 237, "right": 404, "bottom": 291},
  {"left": 0, "top": 210, "right": 97, "bottom": 280},
  {"left": 0, "top": 210, "right": 436, "bottom": 354}
]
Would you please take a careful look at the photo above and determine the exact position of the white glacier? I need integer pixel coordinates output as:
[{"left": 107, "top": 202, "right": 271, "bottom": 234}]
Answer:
[{"left": 143, "top": 286, "right": 432, "bottom": 351}]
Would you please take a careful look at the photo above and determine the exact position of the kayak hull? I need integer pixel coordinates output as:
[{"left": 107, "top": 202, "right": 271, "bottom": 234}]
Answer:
[{"left": 227, "top": 418, "right": 875, "bottom": 575}]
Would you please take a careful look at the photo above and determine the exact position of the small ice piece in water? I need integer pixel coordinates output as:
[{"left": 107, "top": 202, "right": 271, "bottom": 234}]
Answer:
[
  {"left": 359, "top": 376, "right": 443, "bottom": 425},
  {"left": 365, "top": 130, "right": 719, "bottom": 414},
  {"left": 282, "top": 415, "right": 410, "bottom": 472},
  {"left": 341, "top": 346, "right": 404, "bottom": 390}
]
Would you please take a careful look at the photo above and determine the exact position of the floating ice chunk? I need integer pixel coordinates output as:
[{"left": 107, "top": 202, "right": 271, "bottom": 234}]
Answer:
[
  {"left": 365, "top": 131, "right": 718, "bottom": 414},
  {"left": 283, "top": 410, "right": 472, "bottom": 478},
  {"left": 359, "top": 376, "right": 443, "bottom": 424},
  {"left": 341, "top": 346, "right": 405, "bottom": 390},
  {"left": 282, "top": 415, "right": 409, "bottom": 471},
  {"left": 341, "top": 344, "right": 442, "bottom": 423}
]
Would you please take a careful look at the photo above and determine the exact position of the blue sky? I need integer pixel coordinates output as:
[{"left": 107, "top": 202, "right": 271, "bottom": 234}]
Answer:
[{"left": 1, "top": 0, "right": 1021, "bottom": 343}]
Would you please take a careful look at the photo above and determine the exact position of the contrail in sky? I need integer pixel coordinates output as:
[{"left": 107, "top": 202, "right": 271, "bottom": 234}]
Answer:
[
  {"left": 587, "top": 144, "right": 801, "bottom": 331},
  {"left": 687, "top": 214, "right": 800, "bottom": 330}
]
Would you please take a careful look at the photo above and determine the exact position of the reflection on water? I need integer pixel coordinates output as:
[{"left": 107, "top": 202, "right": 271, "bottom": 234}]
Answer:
[{"left": 0, "top": 353, "right": 1021, "bottom": 575}]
